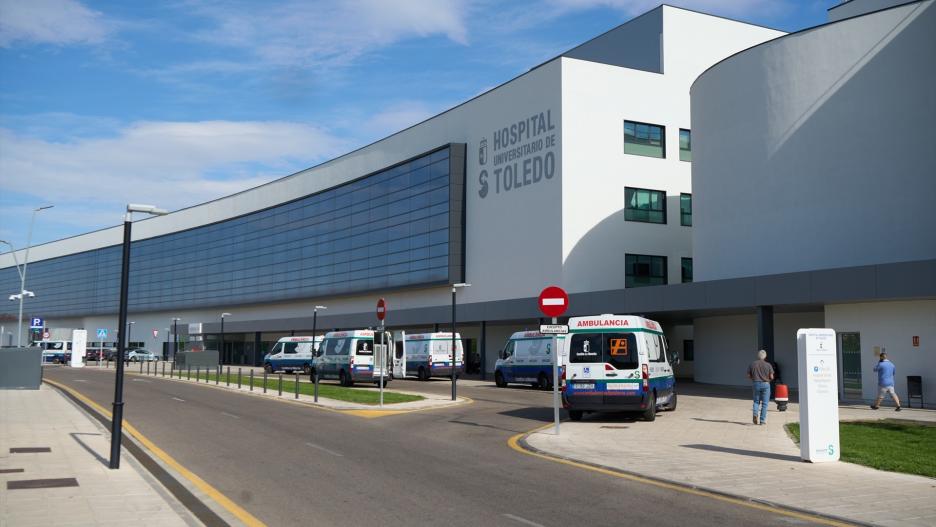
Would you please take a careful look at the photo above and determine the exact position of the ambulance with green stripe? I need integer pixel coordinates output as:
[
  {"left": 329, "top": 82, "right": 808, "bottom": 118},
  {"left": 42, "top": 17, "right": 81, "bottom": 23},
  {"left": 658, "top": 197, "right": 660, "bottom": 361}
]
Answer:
[{"left": 562, "top": 314, "right": 677, "bottom": 421}]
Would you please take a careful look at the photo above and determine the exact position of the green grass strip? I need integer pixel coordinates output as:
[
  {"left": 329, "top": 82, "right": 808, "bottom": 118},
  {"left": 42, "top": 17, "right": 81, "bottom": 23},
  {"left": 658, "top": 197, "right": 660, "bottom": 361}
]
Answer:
[
  {"left": 786, "top": 420, "right": 936, "bottom": 478},
  {"left": 171, "top": 370, "right": 423, "bottom": 405}
]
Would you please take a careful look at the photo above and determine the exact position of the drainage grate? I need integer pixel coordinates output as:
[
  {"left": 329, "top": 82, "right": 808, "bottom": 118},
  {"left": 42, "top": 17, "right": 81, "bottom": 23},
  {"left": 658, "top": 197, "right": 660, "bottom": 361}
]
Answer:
[
  {"left": 8, "top": 478, "right": 79, "bottom": 490},
  {"left": 0, "top": 468, "right": 25, "bottom": 474},
  {"left": 9, "top": 447, "right": 51, "bottom": 454}
]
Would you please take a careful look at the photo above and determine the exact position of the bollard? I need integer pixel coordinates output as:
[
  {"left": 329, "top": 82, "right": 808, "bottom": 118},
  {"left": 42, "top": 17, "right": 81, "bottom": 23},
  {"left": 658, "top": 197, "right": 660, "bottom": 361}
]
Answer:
[
  {"left": 226, "top": 366, "right": 231, "bottom": 387},
  {"left": 278, "top": 373, "right": 283, "bottom": 396},
  {"left": 314, "top": 369, "right": 319, "bottom": 402},
  {"left": 237, "top": 368, "right": 242, "bottom": 389},
  {"left": 216, "top": 365, "right": 219, "bottom": 385},
  {"left": 295, "top": 372, "right": 299, "bottom": 399},
  {"left": 187, "top": 366, "right": 191, "bottom": 380},
  {"left": 146, "top": 362, "right": 150, "bottom": 375},
  {"left": 139, "top": 360, "right": 143, "bottom": 374},
  {"left": 162, "top": 362, "right": 165, "bottom": 377},
  {"left": 196, "top": 366, "right": 200, "bottom": 383},
  {"left": 249, "top": 370, "right": 254, "bottom": 391},
  {"left": 263, "top": 371, "right": 268, "bottom": 394}
]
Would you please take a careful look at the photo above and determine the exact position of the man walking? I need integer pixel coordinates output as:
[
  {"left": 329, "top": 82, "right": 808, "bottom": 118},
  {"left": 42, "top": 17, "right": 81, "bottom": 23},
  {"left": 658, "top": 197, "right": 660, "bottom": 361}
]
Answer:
[
  {"left": 747, "top": 350, "right": 774, "bottom": 425},
  {"left": 871, "top": 352, "right": 901, "bottom": 411}
]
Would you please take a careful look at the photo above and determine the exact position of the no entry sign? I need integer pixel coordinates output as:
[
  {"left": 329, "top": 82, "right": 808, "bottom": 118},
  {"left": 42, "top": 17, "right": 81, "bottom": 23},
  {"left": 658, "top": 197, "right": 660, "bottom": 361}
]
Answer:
[
  {"left": 376, "top": 298, "right": 387, "bottom": 321},
  {"left": 538, "top": 286, "right": 568, "bottom": 318}
]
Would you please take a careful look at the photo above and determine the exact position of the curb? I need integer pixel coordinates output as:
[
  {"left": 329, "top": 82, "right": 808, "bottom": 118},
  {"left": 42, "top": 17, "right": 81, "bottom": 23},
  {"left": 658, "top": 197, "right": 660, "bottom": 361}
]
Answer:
[{"left": 513, "top": 428, "right": 872, "bottom": 527}]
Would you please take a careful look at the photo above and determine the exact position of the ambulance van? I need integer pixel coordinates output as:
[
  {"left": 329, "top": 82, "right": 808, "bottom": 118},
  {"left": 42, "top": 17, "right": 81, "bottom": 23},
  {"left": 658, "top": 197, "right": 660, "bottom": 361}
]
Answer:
[
  {"left": 494, "top": 331, "right": 567, "bottom": 390},
  {"left": 562, "top": 314, "right": 677, "bottom": 421},
  {"left": 312, "top": 330, "right": 392, "bottom": 387},
  {"left": 262, "top": 336, "right": 322, "bottom": 374},
  {"left": 392, "top": 332, "right": 464, "bottom": 381}
]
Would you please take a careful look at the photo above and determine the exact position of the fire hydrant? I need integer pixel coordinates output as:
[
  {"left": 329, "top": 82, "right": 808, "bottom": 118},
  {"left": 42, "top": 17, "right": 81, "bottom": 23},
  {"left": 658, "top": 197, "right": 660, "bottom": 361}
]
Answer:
[{"left": 775, "top": 383, "right": 789, "bottom": 412}]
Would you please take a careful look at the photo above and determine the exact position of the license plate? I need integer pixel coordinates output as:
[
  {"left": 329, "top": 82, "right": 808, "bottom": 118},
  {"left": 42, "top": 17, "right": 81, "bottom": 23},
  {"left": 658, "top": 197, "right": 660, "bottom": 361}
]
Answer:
[
  {"left": 607, "top": 383, "right": 638, "bottom": 391},
  {"left": 573, "top": 383, "right": 595, "bottom": 390}
]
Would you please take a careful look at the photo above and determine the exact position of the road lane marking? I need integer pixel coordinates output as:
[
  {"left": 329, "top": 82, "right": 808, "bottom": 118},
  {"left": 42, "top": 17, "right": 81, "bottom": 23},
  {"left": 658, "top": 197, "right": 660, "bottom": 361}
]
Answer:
[
  {"left": 503, "top": 513, "right": 545, "bottom": 527},
  {"left": 74, "top": 379, "right": 87, "bottom": 382},
  {"left": 507, "top": 425, "right": 856, "bottom": 527},
  {"left": 220, "top": 411, "right": 240, "bottom": 419},
  {"left": 305, "top": 442, "right": 344, "bottom": 457},
  {"left": 171, "top": 397, "right": 185, "bottom": 402},
  {"left": 43, "top": 378, "right": 266, "bottom": 527},
  {"left": 132, "top": 378, "right": 151, "bottom": 383}
]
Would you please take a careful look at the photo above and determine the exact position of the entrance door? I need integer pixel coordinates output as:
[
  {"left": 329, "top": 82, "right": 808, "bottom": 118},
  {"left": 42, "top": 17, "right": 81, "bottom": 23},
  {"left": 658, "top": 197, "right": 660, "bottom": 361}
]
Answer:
[{"left": 840, "top": 332, "right": 862, "bottom": 400}]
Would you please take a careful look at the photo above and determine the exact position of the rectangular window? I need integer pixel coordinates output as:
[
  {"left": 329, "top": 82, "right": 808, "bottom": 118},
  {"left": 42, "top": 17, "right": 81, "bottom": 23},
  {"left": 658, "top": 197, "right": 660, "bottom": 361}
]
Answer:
[
  {"left": 569, "top": 333, "right": 639, "bottom": 370},
  {"left": 680, "top": 193, "right": 692, "bottom": 227},
  {"left": 679, "top": 129, "right": 691, "bottom": 162},
  {"left": 625, "top": 254, "right": 667, "bottom": 287},
  {"left": 625, "top": 187, "right": 667, "bottom": 224},
  {"left": 623, "top": 120, "right": 665, "bottom": 158},
  {"left": 681, "top": 257, "right": 693, "bottom": 283}
]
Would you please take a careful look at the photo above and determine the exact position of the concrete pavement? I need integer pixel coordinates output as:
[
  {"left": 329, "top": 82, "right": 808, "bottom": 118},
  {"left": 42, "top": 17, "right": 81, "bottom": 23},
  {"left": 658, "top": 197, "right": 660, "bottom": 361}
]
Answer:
[
  {"left": 524, "top": 384, "right": 936, "bottom": 527},
  {"left": 0, "top": 384, "right": 197, "bottom": 527}
]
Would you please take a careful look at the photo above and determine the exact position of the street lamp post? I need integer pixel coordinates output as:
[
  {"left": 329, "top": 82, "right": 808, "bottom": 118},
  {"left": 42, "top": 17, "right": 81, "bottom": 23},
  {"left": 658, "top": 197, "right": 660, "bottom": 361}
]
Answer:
[
  {"left": 451, "top": 283, "right": 470, "bottom": 401},
  {"left": 6, "top": 206, "right": 53, "bottom": 347},
  {"left": 311, "top": 305, "right": 326, "bottom": 344},
  {"left": 171, "top": 317, "right": 181, "bottom": 359},
  {"left": 110, "top": 203, "right": 168, "bottom": 470},
  {"left": 220, "top": 313, "right": 231, "bottom": 366},
  {"left": 126, "top": 321, "right": 135, "bottom": 348}
]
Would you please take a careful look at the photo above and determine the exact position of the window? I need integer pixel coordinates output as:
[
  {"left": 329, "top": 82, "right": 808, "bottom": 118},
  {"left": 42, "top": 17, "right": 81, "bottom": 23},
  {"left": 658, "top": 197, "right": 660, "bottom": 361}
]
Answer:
[
  {"left": 283, "top": 342, "right": 299, "bottom": 354},
  {"left": 625, "top": 187, "right": 666, "bottom": 224},
  {"left": 647, "top": 334, "right": 665, "bottom": 363},
  {"left": 680, "top": 194, "right": 692, "bottom": 226},
  {"left": 683, "top": 340, "right": 694, "bottom": 361},
  {"left": 355, "top": 339, "right": 374, "bottom": 355},
  {"left": 624, "top": 120, "right": 665, "bottom": 158},
  {"left": 625, "top": 254, "right": 667, "bottom": 287},
  {"left": 268, "top": 343, "right": 282, "bottom": 355},
  {"left": 569, "top": 333, "right": 639, "bottom": 370},
  {"left": 681, "top": 257, "right": 693, "bottom": 283},
  {"left": 502, "top": 340, "right": 515, "bottom": 359},
  {"left": 679, "top": 129, "right": 691, "bottom": 162}
]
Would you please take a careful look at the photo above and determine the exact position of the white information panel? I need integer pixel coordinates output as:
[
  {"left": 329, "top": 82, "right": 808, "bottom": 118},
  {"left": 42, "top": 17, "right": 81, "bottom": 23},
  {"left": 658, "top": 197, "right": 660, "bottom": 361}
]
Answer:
[
  {"left": 71, "top": 330, "right": 87, "bottom": 368},
  {"left": 796, "top": 328, "right": 839, "bottom": 463}
]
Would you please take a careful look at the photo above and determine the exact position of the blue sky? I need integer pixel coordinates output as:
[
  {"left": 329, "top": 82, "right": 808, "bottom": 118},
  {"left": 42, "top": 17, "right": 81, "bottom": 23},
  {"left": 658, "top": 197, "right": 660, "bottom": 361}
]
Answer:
[{"left": 0, "top": 0, "right": 835, "bottom": 251}]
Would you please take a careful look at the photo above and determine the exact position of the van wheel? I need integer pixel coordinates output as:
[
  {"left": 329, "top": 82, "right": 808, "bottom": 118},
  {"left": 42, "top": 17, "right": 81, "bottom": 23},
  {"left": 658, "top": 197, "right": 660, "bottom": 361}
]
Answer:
[
  {"left": 665, "top": 391, "right": 677, "bottom": 411},
  {"left": 339, "top": 370, "right": 352, "bottom": 387},
  {"left": 418, "top": 367, "right": 429, "bottom": 381},
  {"left": 264, "top": 363, "right": 273, "bottom": 373},
  {"left": 569, "top": 410, "right": 583, "bottom": 421},
  {"left": 643, "top": 392, "right": 657, "bottom": 422},
  {"left": 495, "top": 371, "right": 506, "bottom": 388},
  {"left": 538, "top": 373, "right": 552, "bottom": 391},
  {"left": 302, "top": 364, "right": 312, "bottom": 375}
]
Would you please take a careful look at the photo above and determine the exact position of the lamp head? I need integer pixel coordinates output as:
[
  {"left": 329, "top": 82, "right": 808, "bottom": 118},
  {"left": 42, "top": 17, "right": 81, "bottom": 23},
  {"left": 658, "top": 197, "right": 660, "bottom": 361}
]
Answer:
[
  {"left": 315, "top": 305, "right": 327, "bottom": 310},
  {"left": 127, "top": 204, "right": 168, "bottom": 216},
  {"left": 221, "top": 312, "right": 232, "bottom": 318}
]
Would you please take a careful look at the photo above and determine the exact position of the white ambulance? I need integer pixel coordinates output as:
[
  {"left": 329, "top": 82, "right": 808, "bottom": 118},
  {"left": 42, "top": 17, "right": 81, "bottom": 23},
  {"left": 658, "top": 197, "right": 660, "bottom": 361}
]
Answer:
[
  {"left": 262, "top": 336, "right": 322, "bottom": 374},
  {"left": 391, "top": 332, "right": 464, "bottom": 381},
  {"left": 562, "top": 314, "right": 677, "bottom": 421},
  {"left": 494, "top": 331, "right": 567, "bottom": 390},
  {"left": 312, "top": 330, "right": 392, "bottom": 387}
]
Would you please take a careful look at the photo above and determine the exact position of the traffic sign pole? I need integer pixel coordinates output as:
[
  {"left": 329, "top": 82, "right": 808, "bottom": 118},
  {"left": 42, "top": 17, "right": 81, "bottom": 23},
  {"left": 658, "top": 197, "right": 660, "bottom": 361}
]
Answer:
[
  {"left": 376, "top": 298, "right": 386, "bottom": 408},
  {"left": 538, "top": 286, "right": 569, "bottom": 436}
]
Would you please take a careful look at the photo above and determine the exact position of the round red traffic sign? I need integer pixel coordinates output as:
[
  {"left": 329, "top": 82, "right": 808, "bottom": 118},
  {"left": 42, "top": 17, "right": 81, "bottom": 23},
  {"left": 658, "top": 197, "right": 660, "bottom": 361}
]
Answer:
[
  {"left": 376, "top": 298, "right": 387, "bottom": 321},
  {"left": 538, "top": 286, "right": 568, "bottom": 318}
]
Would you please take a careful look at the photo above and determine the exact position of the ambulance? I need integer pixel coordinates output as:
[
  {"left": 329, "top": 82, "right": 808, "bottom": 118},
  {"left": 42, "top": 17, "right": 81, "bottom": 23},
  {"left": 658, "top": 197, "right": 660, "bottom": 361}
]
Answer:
[
  {"left": 562, "top": 314, "right": 677, "bottom": 421},
  {"left": 312, "top": 330, "right": 392, "bottom": 387},
  {"left": 262, "top": 336, "right": 322, "bottom": 374},
  {"left": 494, "top": 331, "right": 567, "bottom": 390},
  {"left": 391, "top": 332, "right": 464, "bottom": 381}
]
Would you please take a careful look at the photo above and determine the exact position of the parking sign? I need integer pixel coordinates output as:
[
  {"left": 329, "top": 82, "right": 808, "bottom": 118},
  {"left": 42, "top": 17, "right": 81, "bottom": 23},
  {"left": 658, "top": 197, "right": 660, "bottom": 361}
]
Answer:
[{"left": 30, "top": 317, "right": 44, "bottom": 329}]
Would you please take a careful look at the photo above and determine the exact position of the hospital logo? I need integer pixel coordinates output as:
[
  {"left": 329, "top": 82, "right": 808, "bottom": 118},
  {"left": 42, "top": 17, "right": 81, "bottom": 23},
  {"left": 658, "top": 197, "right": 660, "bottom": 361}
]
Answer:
[{"left": 479, "top": 138, "right": 488, "bottom": 166}]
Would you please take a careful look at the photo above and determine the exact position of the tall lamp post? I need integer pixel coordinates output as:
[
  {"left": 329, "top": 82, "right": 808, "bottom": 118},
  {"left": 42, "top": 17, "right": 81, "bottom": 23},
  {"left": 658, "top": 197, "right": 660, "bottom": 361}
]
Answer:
[
  {"left": 219, "top": 312, "right": 231, "bottom": 366},
  {"left": 311, "top": 305, "right": 326, "bottom": 344},
  {"left": 126, "top": 321, "right": 135, "bottom": 348},
  {"left": 110, "top": 203, "right": 168, "bottom": 470},
  {"left": 4, "top": 206, "right": 53, "bottom": 347},
  {"left": 451, "top": 283, "right": 470, "bottom": 401}
]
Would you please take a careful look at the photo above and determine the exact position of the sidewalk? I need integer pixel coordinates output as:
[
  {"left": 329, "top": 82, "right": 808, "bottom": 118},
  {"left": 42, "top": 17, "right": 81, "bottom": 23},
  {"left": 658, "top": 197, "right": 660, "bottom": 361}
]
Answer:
[
  {"left": 0, "top": 385, "right": 197, "bottom": 526},
  {"left": 525, "top": 385, "right": 936, "bottom": 527}
]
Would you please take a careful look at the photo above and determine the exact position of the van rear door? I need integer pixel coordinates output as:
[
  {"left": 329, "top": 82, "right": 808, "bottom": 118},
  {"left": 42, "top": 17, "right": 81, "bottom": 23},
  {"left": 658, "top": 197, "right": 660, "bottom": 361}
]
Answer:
[
  {"left": 565, "top": 332, "right": 641, "bottom": 403},
  {"left": 393, "top": 331, "right": 406, "bottom": 378}
]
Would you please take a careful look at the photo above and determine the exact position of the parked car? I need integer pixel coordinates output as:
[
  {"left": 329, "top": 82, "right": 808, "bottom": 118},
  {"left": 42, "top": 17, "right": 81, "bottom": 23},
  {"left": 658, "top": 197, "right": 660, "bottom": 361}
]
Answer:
[{"left": 127, "top": 349, "right": 158, "bottom": 362}]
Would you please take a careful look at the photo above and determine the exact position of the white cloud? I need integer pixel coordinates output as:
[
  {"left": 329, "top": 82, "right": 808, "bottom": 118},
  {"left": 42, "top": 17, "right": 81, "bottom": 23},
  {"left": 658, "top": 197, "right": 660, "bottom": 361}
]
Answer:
[
  {"left": 0, "top": 0, "right": 110, "bottom": 47},
  {"left": 362, "top": 101, "right": 440, "bottom": 138},
  {"left": 190, "top": 0, "right": 470, "bottom": 68},
  {"left": 0, "top": 120, "right": 348, "bottom": 229}
]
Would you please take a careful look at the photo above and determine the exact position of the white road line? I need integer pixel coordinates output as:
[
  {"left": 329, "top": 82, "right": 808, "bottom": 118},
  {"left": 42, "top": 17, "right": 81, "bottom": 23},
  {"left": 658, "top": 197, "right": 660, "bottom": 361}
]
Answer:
[
  {"left": 503, "top": 514, "right": 545, "bottom": 527},
  {"left": 171, "top": 397, "right": 185, "bottom": 402},
  {"left": 305, "top": 442, "right": 344, "bottom": 457},
  {"left": 132, "top": 378, "right": 151, "bottom": 383},
  {"left": 220, "top": 411, "right": 240, "bottom": 419},
  {"left": 74, "top": 379, "right": 87, "bottom": 382}
]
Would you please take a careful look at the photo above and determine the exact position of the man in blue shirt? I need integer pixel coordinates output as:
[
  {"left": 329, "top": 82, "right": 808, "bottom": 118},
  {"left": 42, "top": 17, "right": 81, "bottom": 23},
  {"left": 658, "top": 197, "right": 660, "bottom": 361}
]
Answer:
[{"left": 871, "top": 352, "right": 901, "bottom": 411}]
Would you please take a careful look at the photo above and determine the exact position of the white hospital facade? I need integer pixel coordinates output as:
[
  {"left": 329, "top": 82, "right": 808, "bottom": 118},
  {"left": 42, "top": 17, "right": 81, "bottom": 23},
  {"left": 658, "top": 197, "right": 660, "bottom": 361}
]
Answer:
[{"left": 2, "top": 1, "right": 933, "bottom": 406}]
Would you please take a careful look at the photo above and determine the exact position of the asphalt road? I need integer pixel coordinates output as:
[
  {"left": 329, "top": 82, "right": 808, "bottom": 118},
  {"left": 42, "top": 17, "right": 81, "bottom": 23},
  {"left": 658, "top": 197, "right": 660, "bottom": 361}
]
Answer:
[{"left": 45, "top": 366, "right": 823, "bottom": 527}]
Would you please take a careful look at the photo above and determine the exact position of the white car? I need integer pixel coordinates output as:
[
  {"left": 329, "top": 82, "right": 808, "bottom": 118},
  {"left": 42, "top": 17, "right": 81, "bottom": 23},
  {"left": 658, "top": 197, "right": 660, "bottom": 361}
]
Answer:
[{"left": 127, "top": 349, "right": 158, "bottom": 362}]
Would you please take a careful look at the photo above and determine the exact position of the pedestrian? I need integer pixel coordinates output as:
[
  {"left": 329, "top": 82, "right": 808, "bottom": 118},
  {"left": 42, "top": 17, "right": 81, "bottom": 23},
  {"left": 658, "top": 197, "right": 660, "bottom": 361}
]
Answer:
[
  {"left": 747, "top": 350, "right": 774, "bottom": 425},
  {"left": 871, "top": 352, "right": 901, "bottom": 411}
]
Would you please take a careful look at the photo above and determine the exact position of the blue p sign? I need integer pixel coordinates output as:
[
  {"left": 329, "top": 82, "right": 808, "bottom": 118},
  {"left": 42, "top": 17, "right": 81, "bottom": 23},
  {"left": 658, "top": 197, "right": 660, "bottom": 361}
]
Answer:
[{"left": 30, "top": 318, "right": 43, "bottom": 328}]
